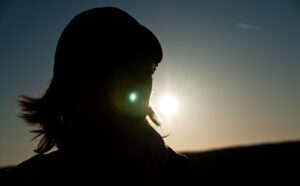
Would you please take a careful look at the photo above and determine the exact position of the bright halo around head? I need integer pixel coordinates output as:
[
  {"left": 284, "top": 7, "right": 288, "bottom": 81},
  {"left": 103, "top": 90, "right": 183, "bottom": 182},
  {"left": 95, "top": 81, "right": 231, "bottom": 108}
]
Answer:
[{"left": 157, "top": 94, "right": 178, "bottom": 120}]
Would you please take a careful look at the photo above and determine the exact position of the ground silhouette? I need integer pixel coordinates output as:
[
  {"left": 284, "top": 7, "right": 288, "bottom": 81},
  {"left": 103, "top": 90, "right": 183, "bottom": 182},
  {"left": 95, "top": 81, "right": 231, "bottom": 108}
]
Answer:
[{"left": 185, "top": 140, "right": 300, "bottom": 185}]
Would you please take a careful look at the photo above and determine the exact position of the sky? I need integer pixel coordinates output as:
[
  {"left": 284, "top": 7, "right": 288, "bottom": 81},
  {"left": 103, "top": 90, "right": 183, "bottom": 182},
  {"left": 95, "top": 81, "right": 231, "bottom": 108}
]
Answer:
[{"left": 0, "top": 0, "right": 299, "bottom": 166}]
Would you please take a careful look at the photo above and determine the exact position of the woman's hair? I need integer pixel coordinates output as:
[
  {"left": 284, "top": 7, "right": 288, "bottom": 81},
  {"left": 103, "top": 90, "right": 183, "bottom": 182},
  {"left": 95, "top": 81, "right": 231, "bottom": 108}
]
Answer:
[{"left": 18, "top": 7, "right": 163, "bottom": 154}]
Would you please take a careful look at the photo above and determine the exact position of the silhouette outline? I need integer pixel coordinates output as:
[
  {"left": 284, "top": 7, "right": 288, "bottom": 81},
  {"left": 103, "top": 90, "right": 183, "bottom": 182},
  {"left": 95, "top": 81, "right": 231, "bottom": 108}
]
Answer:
[{"left": 5, "top": 7, "right": 188, "bottom": 185}]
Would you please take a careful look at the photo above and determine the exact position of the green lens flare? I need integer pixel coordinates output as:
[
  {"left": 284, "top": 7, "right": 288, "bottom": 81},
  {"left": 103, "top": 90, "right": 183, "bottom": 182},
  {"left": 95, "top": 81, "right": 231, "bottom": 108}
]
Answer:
[{"left": 128, "top": 91, "right": 139, "bottom": 103}]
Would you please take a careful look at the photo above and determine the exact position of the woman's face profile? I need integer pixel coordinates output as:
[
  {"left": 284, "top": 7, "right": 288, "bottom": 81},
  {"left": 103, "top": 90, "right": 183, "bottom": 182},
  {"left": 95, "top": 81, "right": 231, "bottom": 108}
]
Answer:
[{"left": 112, "top": 62, "right": 157, "bottom": 119}]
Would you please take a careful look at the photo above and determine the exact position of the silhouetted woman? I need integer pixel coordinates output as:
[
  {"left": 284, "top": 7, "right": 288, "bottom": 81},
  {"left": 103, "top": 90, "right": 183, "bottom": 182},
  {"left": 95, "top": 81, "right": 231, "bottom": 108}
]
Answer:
[{"left": 7, "top": 7, "right": 188, "bottom": 185}]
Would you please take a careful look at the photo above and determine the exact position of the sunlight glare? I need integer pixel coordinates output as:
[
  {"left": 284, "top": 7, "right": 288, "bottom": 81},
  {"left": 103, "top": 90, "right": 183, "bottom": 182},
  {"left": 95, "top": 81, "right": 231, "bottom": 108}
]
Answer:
[{"left": 158, "top": 95, "right": 178, "bottom": 120}]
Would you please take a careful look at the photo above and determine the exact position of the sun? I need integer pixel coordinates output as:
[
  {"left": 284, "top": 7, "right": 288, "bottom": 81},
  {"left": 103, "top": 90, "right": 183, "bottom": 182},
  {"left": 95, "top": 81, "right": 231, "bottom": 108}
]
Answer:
[{"left": 157, "top": 94, "right": 178, "bottom": 120}]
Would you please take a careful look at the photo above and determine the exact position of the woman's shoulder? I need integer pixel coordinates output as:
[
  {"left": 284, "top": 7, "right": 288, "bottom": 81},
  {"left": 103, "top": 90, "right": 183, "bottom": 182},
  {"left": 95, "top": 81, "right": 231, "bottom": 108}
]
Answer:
[
  {"left": 5, "top": 151, "right": 63, "bottom": 178},
  {"left": 162, "top": 146, "right": 189, "bottom": 184},
  {"left": 165, "top": 146, "right": 189, "bottom": 171}
]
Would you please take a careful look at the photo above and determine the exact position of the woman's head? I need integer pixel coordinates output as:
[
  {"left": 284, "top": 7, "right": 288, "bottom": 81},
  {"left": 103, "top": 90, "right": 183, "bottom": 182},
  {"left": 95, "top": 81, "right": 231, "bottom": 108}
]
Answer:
[{"left": 19, "top": 7, "right": 163, "bottom": 153}]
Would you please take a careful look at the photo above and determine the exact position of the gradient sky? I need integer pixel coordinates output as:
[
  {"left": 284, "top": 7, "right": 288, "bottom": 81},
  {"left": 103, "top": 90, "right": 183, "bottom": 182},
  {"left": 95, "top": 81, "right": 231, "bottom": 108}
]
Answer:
[{"left": 0, "top": 0, "right": 299, "bottom": 166}]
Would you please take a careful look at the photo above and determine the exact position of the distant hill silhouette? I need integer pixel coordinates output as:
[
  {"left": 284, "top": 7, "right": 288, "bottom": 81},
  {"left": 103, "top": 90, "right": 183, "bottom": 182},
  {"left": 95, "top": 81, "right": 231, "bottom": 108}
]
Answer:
[
  {"left": 184, "top": 141, "right": 300, "bottom": 185},
  {"left": 1, "top": 141, "right": 299, "bottom": 185}
]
